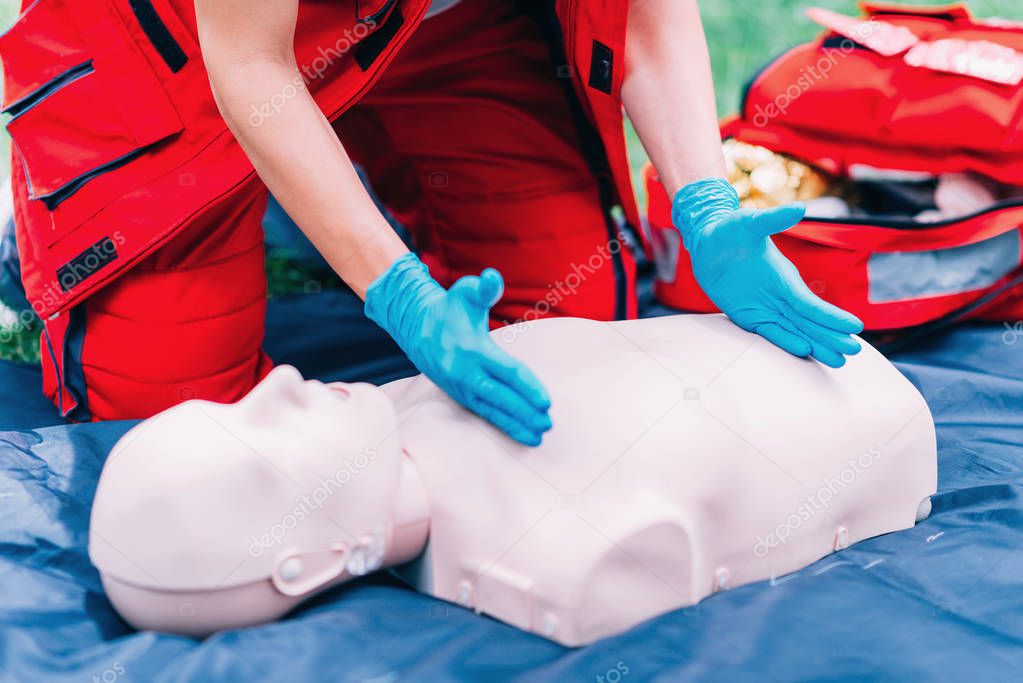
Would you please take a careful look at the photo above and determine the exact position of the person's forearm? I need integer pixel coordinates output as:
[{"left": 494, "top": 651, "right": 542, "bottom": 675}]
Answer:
[
  {"left": 622, "top": 0, "right": 726, "bottom": 196},
  {"left": 199, "top": 20, "right": 405, "bottom": 297}
]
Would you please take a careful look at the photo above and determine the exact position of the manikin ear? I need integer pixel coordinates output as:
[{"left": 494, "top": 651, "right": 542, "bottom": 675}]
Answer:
[
  {"left": 271, "top": 530, "right": 385, "bottom": 597},
  {"left": 271, "top": 544, "right": 353, "bottom": 597}
]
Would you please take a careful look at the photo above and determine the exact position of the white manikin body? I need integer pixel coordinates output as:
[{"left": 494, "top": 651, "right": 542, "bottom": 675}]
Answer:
[
  {"left": 89, "top": 314, "right": 937, "bottom": 646},
  {"left": 385, "top": 315, "right": 936, "bottom": 644}
]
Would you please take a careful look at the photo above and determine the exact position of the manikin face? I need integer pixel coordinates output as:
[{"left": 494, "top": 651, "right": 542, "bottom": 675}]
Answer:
[
  {"left": 228, "top": 364, "right": 398, "bottom": 456},
  {"left": 89, "top": 365, "right": 419, "bottom": 627}
]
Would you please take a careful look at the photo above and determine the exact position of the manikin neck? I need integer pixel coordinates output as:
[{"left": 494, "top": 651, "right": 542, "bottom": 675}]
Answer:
[{"left": 383, "top": 452, "right": 431, "bottom": 567}]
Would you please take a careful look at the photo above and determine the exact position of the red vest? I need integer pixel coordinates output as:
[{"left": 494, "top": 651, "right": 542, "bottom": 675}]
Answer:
[{"left": 1, "top": 0, "right": 638, "bottom": 319}]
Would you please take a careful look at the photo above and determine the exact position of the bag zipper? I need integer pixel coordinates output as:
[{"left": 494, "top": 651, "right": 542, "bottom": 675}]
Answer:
[{"left": 808, "top": 197, "right": 1023, "bottom": 230}]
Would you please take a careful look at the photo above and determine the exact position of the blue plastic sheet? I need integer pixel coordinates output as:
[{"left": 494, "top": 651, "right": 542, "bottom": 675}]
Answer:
[{"left": 2, "top": 287, "right": 1022, "bottom": 682}]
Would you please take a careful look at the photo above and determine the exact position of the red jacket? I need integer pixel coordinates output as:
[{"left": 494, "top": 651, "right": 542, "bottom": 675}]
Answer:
[{"left": 0, "top": 0, "right": 639, "bottom": 319}]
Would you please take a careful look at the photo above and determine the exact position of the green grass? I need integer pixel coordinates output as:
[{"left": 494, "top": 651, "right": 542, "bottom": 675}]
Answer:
[
  {"left": 700, "top": 0, "right": 1023, "bottom": 115},
  {"left": 2, "top": 1, "right": 1022, "bottom": 362}
]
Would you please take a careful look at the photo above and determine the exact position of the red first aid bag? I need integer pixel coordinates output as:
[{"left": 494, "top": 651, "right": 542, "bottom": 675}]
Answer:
[{"left": 646, "top": 2, "right": 1023, "bottom": 331}]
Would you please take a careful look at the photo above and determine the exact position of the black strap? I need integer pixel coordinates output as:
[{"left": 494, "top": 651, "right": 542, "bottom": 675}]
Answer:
[
  {"left": 870, "top": 8, "right": 961, "bottom": 22},
  {"left": 128, "top": 0, "right": 188, "bottom": 73},
  {"left": 354, "top": 7, "right": 404, "bottom": 71},
  {"left": 587, "top": 40, "right": 613, "bottom": 94},
  {"left": 821, "top": 35, "right": 865, "bottom": 50},
  {"left": 63, "top": 305, "right": 92, "bottom": 422},
  {"left": 517, "top": 0, "right": 629, "bottom": 320}
]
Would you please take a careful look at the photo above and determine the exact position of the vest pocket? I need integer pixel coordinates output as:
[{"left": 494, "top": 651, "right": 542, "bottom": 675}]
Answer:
[
  {"left": 0, "top": 0, "right": 184, "bottom": 242},
  {"left": 0, "top": 0, "right": 90, "bottom": 111},
  {"left": 3, "top": 60, "right": 95, "bottom": 119}
]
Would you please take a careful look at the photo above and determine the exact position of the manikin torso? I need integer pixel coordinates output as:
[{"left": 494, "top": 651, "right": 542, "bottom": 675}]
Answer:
[
  {"left": 89, "top": 315, "right": 936, "bottom": 646},
  {"left": 383, "top": 315, "right": 936, "bottom": 644}
]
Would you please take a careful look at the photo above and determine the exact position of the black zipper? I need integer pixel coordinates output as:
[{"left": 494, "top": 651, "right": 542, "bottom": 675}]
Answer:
[
  {"left": 2, "top": 61, "right": 94, "bottom": 119},
  {"left": 357, "top": 0, "right": 398, "bottom": 25},
  {"left": 33, "top": 146, "right": 151, "bottom": 211},
  {"left": 519, "top": 0, "right": 629, "bottom": 320},
  {"left": 809, "top": 197, "right": 1023, "bottom": 230}
]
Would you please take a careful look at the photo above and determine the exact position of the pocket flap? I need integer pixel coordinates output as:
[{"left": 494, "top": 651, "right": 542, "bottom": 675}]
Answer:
[
  {"left": 8, "top": 64, "right": 182, "bottom": 207},
  {"left": 0, "top": 0, "right": 89, "bottom": 111}
]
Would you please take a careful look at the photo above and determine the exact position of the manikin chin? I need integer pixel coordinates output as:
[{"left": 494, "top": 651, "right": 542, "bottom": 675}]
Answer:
[{"left": 89, "top": 314, "right": 936, "bottom": 646}]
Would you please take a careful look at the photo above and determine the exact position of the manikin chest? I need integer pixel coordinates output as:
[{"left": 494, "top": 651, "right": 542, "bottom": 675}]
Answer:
[{"left": 385, "top": 315, "right": 936, "bottom": 646}]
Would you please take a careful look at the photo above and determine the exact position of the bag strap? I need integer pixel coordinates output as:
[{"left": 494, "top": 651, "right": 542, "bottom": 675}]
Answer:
[{"left": 127, "top": 0, "right": 187, "bottom": 73}]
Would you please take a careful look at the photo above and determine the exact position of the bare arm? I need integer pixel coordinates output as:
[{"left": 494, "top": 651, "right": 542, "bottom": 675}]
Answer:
[
  {"left": 622, "top": 0, "right": 726, "bottom": 195},
  {"left": 194, "top": 0, "right": 407, "bottom": 297},
  {"left": 621, "top": 0, "right": 865, "bottom": 367}
]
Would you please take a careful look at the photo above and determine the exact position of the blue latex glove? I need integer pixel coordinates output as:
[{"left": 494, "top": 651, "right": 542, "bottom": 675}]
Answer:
[
  {"left": 672, "top": 178, "right": 864, "bottom": 368},
  {"left": 365, "top": 253, "right": 552, "bottom": 445}
]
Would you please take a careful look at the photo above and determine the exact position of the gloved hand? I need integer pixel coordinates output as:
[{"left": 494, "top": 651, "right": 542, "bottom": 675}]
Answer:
[
  {"left": 672, "top": 177, "right": 864, "bottom": 368},
  {"left": 365, "top": 252, "right": 552, "bottom": 445}
]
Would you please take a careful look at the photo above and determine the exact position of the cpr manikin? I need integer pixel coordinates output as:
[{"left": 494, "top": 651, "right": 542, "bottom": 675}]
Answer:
[{"left": 89, "top": 315, "right": 937, "bottom": 646}]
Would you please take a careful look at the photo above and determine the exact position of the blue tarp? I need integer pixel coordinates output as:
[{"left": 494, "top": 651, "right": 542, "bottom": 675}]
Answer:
[{"left": 2, "top": 286, "right": 1022, "bottom": 682}]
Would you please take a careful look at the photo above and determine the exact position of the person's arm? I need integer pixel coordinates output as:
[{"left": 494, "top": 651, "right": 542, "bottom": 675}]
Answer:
[
  {"left": 621, "top": 0, "right": 725, "bottom": 194},
  {"left": 194, "top": 1, "right": 552, "bottom": 444},
  {"left": 622, "top": 0, "right": 864, "bottom": 368},
  {"left": 194, "top": 0, "right": 405, "bottom": 298}
]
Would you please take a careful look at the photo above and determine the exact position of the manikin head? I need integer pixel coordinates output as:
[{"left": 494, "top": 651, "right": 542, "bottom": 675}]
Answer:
[{"left": 89, "top": 365, "right": 430, "bottom": 636}]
